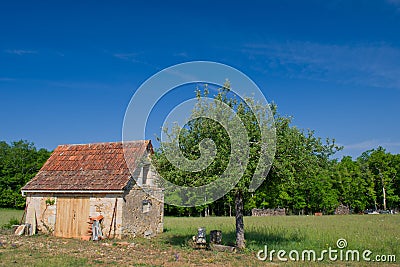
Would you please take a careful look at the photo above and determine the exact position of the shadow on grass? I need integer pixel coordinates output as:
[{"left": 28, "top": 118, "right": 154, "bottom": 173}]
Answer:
[
  {"left": 165, "top": 234, "right": 194, "bottom": 247},
  {"left": 163, "top": 229, "right": 305, "bottom": 249}
]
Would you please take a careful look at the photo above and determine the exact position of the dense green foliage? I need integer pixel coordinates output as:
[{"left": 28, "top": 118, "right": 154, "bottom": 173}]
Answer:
[
  {"left": 152, "top": 82, "right": 277, "bottom": 248},
  {"left": 153, "top": 84, "right": 400, "bottom": 217},
  {"left": 0, "top": 140, "right": 51, "bottom": 209}
]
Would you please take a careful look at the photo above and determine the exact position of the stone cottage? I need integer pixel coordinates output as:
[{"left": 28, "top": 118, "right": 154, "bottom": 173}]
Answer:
[{"left": 21, "top": 140, "right": 163, "bottom": 239}]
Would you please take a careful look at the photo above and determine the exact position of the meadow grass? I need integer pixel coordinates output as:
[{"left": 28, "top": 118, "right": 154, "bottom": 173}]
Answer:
[
  {"left": 163, "top": 215, "right": 400, "bottom": 256},
  {"left": 0, "top": 208, "right": 23, "bottom": 226}
]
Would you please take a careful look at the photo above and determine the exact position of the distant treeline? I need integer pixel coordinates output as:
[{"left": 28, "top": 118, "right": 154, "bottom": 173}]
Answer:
[{"left": 164, "top": 146, "right": 400, "bottom": 216}]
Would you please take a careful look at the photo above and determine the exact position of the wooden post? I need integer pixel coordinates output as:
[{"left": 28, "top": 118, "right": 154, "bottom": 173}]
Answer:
[
  {"left": 20, "top": 203, "right": 28, "bottom": 225},
  {"left": 108, "top": 198, "right": 118, "bottom": 239}
]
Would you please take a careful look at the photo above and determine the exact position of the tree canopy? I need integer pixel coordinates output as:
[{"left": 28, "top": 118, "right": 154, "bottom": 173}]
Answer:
[
  {"left": 0, "top": 140, "right": 51, "bottom": 209},
  {"left": 153, "top": 83, "right": 400, "bottom": 218}
]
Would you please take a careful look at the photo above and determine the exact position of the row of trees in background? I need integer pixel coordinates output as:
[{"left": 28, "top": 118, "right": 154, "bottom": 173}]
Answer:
[
  {"left": 1, "top": 132, "right": 399, "bottom": 215},
  {"left": 162, "top": 126, "right": 400, "bottom": 217},
  {"left": 0, "top": 140, "right": 50, "bottom": 208},
  {"left": 1, "top": 101, "right": 399, "bottom": 215}
]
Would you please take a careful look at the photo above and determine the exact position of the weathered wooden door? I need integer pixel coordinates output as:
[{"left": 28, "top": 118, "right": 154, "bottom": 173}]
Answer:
[{"left": 54, "top": 197, "right": 90, "bottom": 238}]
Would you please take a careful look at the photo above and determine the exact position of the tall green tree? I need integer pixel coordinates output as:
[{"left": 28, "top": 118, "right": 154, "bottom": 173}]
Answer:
[
  {"left": 261, "top": 111, "right": 341, "bottom": 215},
  {"left": 359, "top": 147, "right": 399, "bottom": 210},
  {"left": 153, "top": 81, "right": 345, "bottom": 247},
  {"left": 0, "top": 140, "right": 50, "bottom": 208},
  {"left": 333, "top": 156, "right": 374, "bottom": 212},
  {"left": 153, "top": 82, "right": 275, "bottom": 249}
]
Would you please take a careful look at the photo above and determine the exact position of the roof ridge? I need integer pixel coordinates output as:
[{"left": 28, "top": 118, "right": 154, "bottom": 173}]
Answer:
[{"left": 57, "top": 140, "right": 150, "bottom": 147}]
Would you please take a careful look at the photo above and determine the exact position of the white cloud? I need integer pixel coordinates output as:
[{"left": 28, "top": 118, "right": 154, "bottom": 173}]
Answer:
[
  {"left": 163, "top": 68, "right": 200, "bottom": 81},
  {"left": 336, "top": 139, "right": 400, "bottom": 158},
  {"left": 113, "top": 52, "right": 139, "bottom": 61},
  {"left": 44, "top": 80, "right": 114, "bottom": 90},
  {"left": 0, "top": 77, "right": 15, "bottom": 81},
  {"left": 174, "top": 52, "right": 189, "bottom": 58},
  {"left": 387, "top": 0, "right": 400, "bottom": 6},
  {"left": 112, "top": 51, "right": 161, "bottom": 70},
  {"left": 387, "top": 0, "right": 400, "bottom": 11},
  {"left": 342, "top": 140, "right": 400, "bottom": 150},
  {"left": 5, "top": 49, "right": 37, "bottom": 55},
  {"left": 241, "top": 41, "right": 400, "bottom": 90}
]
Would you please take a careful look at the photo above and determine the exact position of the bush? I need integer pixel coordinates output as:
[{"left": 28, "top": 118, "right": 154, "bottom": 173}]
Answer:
[{"left": 2, "top": 217, "right": 20, "bottom": 229}]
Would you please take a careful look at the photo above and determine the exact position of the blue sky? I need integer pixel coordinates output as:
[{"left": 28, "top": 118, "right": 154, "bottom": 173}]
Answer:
[{"left": 1, "top": 0, "right": 400, "bottom": 159}]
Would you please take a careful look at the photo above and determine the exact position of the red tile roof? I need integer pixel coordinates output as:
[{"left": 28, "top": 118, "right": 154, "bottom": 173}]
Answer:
[{"left": 22, "top": 140, "right": 152, "bottom": 192}]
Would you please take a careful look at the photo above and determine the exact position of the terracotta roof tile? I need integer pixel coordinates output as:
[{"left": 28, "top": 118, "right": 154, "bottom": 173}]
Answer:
[{"left": 22, "top": 140, "right": 152, "bottom": 192}]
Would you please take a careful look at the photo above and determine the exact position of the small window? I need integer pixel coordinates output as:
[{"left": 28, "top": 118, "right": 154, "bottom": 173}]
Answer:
[
  {"left": 142, "top": 165, "right": 150, "bottom": 185},
  {"left": 142, "top": 199, "right": 151, "bottom": 213}
]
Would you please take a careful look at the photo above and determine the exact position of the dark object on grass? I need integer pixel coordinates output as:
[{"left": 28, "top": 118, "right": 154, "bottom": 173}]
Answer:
[
  {"left": 210, "top": 230, "right": 222, "bottom": 244},
  {"left": 379, "top": 210, "right": 391, "bottom": 214},
  {"left": 174, "top": 253, "right": 179, "bottom": 261}
]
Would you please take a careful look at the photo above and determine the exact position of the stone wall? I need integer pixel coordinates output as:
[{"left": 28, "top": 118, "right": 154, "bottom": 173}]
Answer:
[
  {"left": 334, "top": 204, "right": 350, "bottom": 215},
  {"left": 89, "top": 194, "right": 124, "bottom": 238},
  {"left": 25, "top": 193, "right": 57, "bottom": 234},
  {"left": 121, "top": 162, "right": 164, "bottom": 238},
  {"left": 121, "top": 186, "right": 164, "bottom": 238},
  {"left": 252, "top": 208, "right": 286, "bottom": 216}
]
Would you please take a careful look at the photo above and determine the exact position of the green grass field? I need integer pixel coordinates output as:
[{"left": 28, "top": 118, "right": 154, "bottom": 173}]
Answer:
[
  {"left": 0, "top": 208, "right": 23, "bottom": 226},
  {"left": 0, "top": 211, "right": 399, "bottom": 266},
  {"left": 163, "top": 215, "right": 400, "bottom": 256}
]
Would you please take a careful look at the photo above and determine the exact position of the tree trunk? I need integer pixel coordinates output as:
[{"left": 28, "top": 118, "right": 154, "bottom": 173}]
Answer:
[
  {"left": 380, "top": 171, "right": 387, "bottom": 210},
  {"left": 235, "top": 190, "right": 245, "bottom": 249},
  {"left": 382, "top": 186, "right": 387, "bottom": 210}
]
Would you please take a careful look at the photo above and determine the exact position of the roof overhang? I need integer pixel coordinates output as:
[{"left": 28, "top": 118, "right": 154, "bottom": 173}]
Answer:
[{"left": 21, "top": 190, "right": 124, "bottom": 196}]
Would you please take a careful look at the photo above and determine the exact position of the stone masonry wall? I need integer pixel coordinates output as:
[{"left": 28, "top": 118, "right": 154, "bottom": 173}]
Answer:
[
  {"left": 121, "top": 160, "right": 164, "bottom": 238},
  {"left": 25, "top": 193, "right": 57, "bottom": 234},
  {"left": 121, "top": 186, "right": 164, "bottom": 238},
  {"left": 89, "top": 194, "right": 124, "bottom": 238},
  {"left": 252, "top": 208, "right": 286, "bottom": 216}
]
